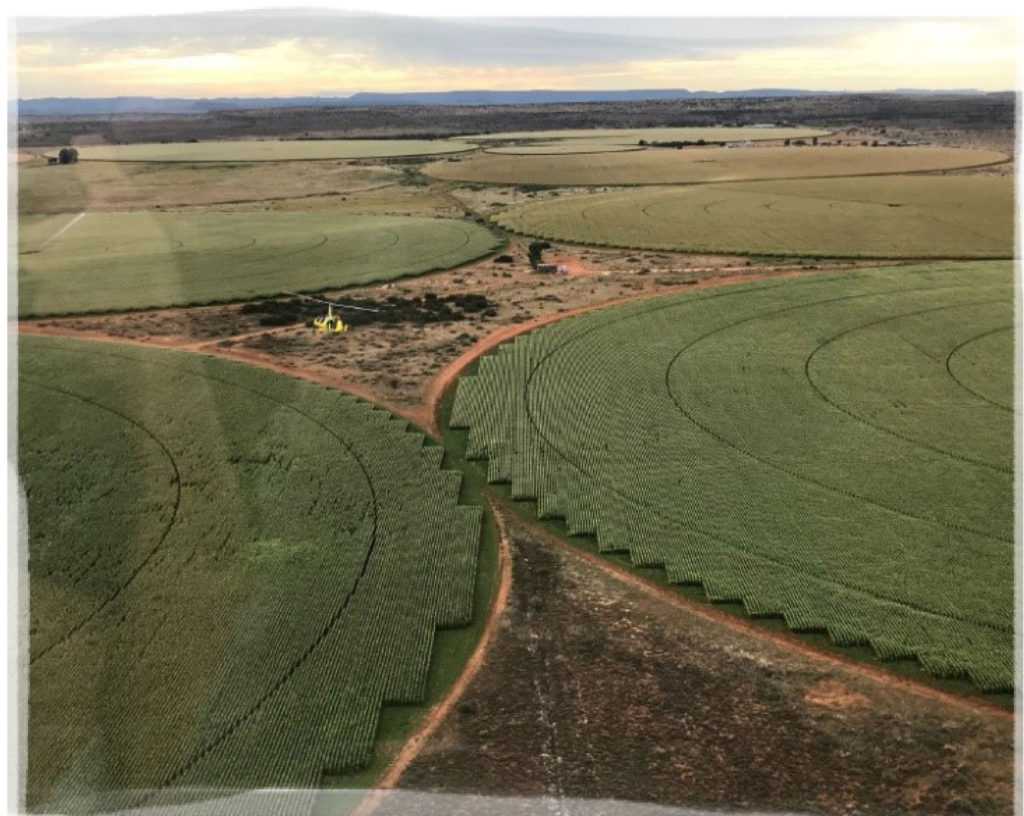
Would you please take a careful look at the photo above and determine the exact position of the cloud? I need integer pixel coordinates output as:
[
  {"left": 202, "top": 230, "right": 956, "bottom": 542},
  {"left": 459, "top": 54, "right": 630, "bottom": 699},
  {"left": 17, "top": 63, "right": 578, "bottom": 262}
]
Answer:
[
  {"left": 12, "top": 12, "right": 1017, "bottom": 97},
  {"left": 14, "top": 12, "right": 880, "bottom": 71}
]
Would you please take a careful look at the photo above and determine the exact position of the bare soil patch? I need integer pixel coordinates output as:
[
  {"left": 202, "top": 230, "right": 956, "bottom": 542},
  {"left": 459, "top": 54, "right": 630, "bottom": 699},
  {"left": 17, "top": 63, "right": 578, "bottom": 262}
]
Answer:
[
  {"left": 21, "top": 244, "right": 887, "bottom": 428},
  {"left": 369, "top": 512, "right": 1013, "bottom": 816},
  {"left": 18, "top": 244, "right": 1013, "bottom": 816}
]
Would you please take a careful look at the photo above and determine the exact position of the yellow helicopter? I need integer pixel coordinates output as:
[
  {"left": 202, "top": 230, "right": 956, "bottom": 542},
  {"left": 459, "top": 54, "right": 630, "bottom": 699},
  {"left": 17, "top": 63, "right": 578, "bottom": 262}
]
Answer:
[
  {"left": 314, "top": 302, "right": 348, "bottom": 333},
  {"left": 283, "top": 291, "right": 379, "bottom": 334}
]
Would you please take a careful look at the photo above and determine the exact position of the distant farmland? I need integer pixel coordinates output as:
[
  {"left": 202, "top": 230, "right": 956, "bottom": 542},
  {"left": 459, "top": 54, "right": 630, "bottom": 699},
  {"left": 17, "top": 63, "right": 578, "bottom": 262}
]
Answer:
[
  {"left": 57, "top": 138, "right": 480, "bottom": 162},
  {"left": 425, "top": 145, "right": 1008, "bottom": 186},
  {"left": 17, "top": 159, "right": 403, "bottom": 215},
  {"left": 484, "top": 142, "right": 644, "bottom": 155},
  {"left": 466, "top": 126, "right": 832, "bottom": 144},
  {"left": 451, "top": 261, "right": 1013, "bottom": 691},
  {"left": 18, "top": 212, "right": 502, "bottom": 315},
  {"left": 21, "top": 335, "right": 483, "bottom": 812},
  {"left": 494, "top": 175, "right": 1013, "bottom": 258}
]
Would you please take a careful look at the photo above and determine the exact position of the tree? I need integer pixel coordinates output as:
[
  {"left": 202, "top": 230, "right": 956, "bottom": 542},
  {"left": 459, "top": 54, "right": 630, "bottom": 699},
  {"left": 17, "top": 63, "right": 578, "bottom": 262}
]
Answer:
[
  {"left": 528, "top": 240, "right": 551, "bottom": 269},
  {"left": 58, "top": 147, "right": 79, "bottom": 164}
]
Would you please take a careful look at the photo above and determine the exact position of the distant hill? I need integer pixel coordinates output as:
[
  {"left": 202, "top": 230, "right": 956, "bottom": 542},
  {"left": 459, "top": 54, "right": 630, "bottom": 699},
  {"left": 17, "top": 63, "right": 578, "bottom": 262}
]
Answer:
[{"left": 13, "top": 87, "right": 988, "bottom": 116}]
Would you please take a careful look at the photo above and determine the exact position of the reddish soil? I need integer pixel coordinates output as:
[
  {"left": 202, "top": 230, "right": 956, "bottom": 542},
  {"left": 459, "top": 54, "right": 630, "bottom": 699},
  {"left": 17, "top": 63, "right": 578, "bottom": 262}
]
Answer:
[
  {"left": 17, "top": 244, "right": 1014, "bottom": 816},
  {"left": 354, "top": 499, "right": 514, "bottom": 816},
  {"left": 367, "top": 512, "right": 1014, "bottom": 816},
  {"left": 18, "top": 243, "right": 888, "bottom": 435}
]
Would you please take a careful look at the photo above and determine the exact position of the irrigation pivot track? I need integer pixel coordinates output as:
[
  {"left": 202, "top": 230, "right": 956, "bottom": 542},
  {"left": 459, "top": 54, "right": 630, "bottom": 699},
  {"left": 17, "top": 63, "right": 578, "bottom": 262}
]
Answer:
[
  {"left": 21, "top": 335, "right": 482, "bottom": 813},
  {"left": 450, "top": 261, "right": 1014, "bottom": 692}
]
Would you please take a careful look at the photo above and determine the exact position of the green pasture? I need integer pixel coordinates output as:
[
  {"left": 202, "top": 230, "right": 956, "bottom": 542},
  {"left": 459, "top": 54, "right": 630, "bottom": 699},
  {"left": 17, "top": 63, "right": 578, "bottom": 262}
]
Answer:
[
  {"left": 493, "top": 175, "right": 1013, "bottom": 258},
  {"left": 17, "top": 212, "right": 502, "bottom": 316},
  {"left": 57, "top": 139, "right": 479, "bottom": 162},
  {"left": 450, "top": 261, "right": 1014, "bottom": 692},
  {"left": 20, "top": 335, "right": 484, "bottom": 812},
  {"left": 424, "top": 145, "right": 1008, "bottom": 186}
]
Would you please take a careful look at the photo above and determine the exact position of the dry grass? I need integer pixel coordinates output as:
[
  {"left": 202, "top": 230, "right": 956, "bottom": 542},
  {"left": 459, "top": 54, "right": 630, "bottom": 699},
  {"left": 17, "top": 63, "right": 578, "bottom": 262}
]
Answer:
[
  {"left": 17, "top": 158, "right": 403, "bottom": 215},
  {"left": 425, "top": 145, "right": 1009, "bottom": 187},
  {"left": 64, "top": 138, "right": 479, "bottom": 162}
]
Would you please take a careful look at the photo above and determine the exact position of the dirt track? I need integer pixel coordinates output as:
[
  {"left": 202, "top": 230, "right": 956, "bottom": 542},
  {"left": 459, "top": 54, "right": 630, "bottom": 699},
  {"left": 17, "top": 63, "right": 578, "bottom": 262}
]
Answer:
[
  {"left": 16, "top": 249, "right": 1015, "bottom": 816},
  {"left": 353, "top": 499, "right": 514, "bottom": 816},
  {"left": 367, "top": 513, "right": 1014, "bottom": 816}
]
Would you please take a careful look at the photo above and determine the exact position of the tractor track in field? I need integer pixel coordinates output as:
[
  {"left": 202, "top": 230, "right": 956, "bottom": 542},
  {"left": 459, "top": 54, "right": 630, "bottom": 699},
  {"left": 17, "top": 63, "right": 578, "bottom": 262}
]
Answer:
[
  {"left": 19, "top": 376, "right": 183, "bottom": 665},
  {"left": 414, "top": 284, "right": 1014, "bottom": 724},
  {"left": 15, "top": 256, "right": 1013, "bottom": 813}
]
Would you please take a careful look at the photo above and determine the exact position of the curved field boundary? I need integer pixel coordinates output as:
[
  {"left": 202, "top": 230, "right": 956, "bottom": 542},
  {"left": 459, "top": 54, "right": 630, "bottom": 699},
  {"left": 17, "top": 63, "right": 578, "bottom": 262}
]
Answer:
[
  {"left": 802, "top": 304, "right": 1012, "bottom": 473},
  {"left": 465, "top": 126, "right": 832, "bottom": 143},
  {"left": 418, "top": 272, "right": 1013, "bottom": 722},
  {"left": 361, "top": 496, "right": 514, "bottom": 801},
  {"left": 492, "top": 175, "right": 1013, "bottom": 259},
  {"left": 17, "top": 212, "right": 504, "bottom": 317},
  {"left": 20, "top": 335, "right": 485, "bottom": 811},
  {"left": 424, "top": 145, "right": 1010, "bottom": 187},
  {"left": 22, "top": 378, "right": 183, "bottom": 665},
  {"left": 448, "top": 261, "right": 1014, "bottom": 691},
  {"left": 510, "top": 508, "right": 1014, "bottom": 721},
  {"left": 945, "top": 326, "right": 1015, "bottom": 413},
  {"left": 483, "top": 145, "right": 646, "bottom": 156}
]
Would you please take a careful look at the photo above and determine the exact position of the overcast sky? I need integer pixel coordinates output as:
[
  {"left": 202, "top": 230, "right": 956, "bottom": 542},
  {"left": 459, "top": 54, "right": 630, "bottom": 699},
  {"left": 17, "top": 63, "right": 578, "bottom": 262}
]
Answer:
[{"left": 12, "top": 12, "right": 1018, "bottom": 98}]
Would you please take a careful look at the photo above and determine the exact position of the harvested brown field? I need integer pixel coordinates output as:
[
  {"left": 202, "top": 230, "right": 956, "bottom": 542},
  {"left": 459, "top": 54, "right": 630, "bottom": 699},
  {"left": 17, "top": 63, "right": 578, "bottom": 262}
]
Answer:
[{"left": 368, "top": 511, "right": 1014, "bottom": 816}]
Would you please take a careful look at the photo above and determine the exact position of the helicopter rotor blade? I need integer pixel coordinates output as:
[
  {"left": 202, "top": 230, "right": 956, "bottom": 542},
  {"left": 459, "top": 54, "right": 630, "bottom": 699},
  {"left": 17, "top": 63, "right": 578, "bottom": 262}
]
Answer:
[{"left": 281, "top": 291, "right": 380, "bottom": 313}]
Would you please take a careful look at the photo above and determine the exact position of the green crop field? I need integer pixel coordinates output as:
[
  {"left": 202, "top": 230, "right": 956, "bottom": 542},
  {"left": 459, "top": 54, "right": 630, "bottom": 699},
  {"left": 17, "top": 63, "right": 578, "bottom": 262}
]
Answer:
[
  {"left": 493, "top": 175, "right": 1013, "bottom": 258},
  {"left": 57, "top": 139, "right": 479, "bottom": 162},
  {"left": 17, "top": 212, "right": 502, "bottom": 316},
  {"left": 465, "top": 126, "right": 831, "bottom": 144},
  {"left": 451, "top": 261, "right": 1014, "bottom": 692},
  {"left": 20, "top": 334, "right": 482, "bottom": 812},
  {"left": 424, "top": 145, "right": 1008, "bottom": 186}
]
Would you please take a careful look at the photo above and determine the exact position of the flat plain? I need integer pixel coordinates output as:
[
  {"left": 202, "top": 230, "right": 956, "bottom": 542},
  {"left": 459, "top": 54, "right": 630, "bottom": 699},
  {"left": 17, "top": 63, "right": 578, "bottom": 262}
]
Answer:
[
  {"left": 21, "top": 334, "right": 482, "bottom": 812},
  {"left": 18, "top": 211, "right": 502, "bottom": 315},
  {"left": 58, "top": 138, "right": 479, "bottom": 162},
  {"left": 17, "top": 159, "right": 404, "bottom": 214},
  {"left": 484, "top": 141, "right": 645, "bottom": 155},
  {"left": 424, "top": 145, "right": 1008, "bottom": 186},
  {"left": 451, "top": 261, "right": 1014, "bottom": 691},
  {"left": 494, "top": 175, "right": 1014, "bottom": 257},
  {"left": 465, "top": 126, "right": 831, "bottom": 143},
  {"left": 17, "top": 98, "right": 1018, "bottom": 816}
]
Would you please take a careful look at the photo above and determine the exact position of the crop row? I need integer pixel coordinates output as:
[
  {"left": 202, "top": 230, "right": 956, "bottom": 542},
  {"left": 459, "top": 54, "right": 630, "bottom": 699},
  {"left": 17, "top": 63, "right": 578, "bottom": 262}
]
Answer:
[
  {"left": 451, "top": 261, "right": 1014, "bottom": 692},
  {"left": 17, "top": 212, "right": 503, "bottom": 317},
  {"left": 491, "top": 175, "right": 1013, "bottom": 259},
  {"left": 21, "top": 336, "right": 481, "bottom": 812}
]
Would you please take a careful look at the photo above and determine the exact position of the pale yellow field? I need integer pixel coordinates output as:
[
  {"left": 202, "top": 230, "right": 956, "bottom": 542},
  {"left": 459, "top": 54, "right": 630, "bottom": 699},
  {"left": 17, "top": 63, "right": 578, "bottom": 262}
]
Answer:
[
  {"left": 464, "top": 126, "right": 831, "bottom": 143},
  {"left": 18, "top": 158, "right": 402, "bottom": 214},
  {"left": 59, "top": 138, "right": 479, "bottom": 162},
  {"left": 484, "top": 141, "right": 644, "bottom": 155},
  {"left": 426, "top": 145, "right": 1009, "bottom": 187}
]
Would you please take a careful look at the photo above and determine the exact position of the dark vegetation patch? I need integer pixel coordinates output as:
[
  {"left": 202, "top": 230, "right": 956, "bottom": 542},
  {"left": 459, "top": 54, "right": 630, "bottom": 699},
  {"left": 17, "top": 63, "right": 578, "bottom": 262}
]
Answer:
[
  {"left": 19, "top": 93, "right": 1013, "bottom": 147},
  {"left": 239, "top": 292, "right": 494, "bottom": 328}
]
